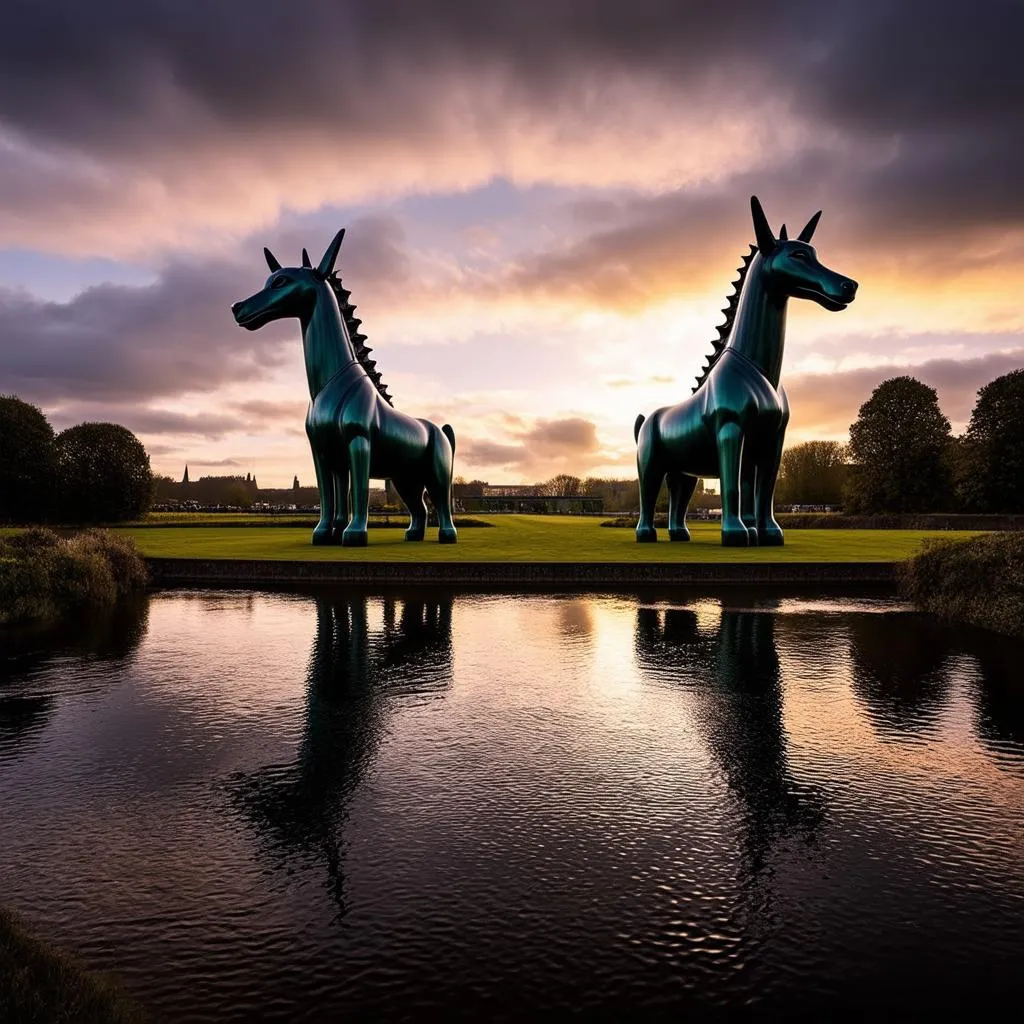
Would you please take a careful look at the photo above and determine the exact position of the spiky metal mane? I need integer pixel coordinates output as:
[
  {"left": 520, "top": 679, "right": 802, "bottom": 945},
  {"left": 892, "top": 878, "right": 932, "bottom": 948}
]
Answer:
[
  {"left": 326, "top": 273, "right": 393, "bottom": 405},
  {"left": 691, "top": 244, "right": 758, "bottom": 394}
]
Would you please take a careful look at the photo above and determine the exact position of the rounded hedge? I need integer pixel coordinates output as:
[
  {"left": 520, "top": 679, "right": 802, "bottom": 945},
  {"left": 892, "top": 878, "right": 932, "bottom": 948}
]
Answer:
[
  {"left": 0, "top": 395, "right": 57, "bottom": 524},
  {"left": 56, "top": 422, "right": 154, "bottom": 523}
]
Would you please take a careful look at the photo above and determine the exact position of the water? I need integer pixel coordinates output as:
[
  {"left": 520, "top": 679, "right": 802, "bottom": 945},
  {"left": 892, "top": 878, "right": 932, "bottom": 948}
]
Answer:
[{"left": 1, "top": 590, "right": 1022, "bottom": 1019}]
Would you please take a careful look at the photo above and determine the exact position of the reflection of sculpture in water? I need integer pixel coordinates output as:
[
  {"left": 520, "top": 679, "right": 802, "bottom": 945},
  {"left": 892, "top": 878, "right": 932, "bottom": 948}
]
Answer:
[
  {"left": 230, "top": 595, "right": 453, "bottom": 917},
  {"left": 634, "top": 603, "right": 825, "bottom": 875},
  {"left": 0, "top": 596, "right": 150, "bottom": 756}
]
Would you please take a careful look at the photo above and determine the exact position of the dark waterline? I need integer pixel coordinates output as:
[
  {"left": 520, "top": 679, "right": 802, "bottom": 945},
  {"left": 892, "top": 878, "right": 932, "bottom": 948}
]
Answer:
[{"left": 1, "top": 590, "right": 1022, "bottom": 1020}]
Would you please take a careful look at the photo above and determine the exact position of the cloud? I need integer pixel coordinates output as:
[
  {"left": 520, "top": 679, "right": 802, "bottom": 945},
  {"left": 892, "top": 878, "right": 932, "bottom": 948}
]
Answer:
[
  {"left": 520, "top": 417, "right": 599, "bottom": 453},
  {"left": 1, "top": 2, "right": 1020, "bottom": 253},
  {"left": 0, "top": 214, "right": 419, "bottom": 408},
  {"left": 786, "top": 348, "right": 1024, "bottom": 439},
  {"left": 458, "top": 415, "right": 604, "bottom": 479}
]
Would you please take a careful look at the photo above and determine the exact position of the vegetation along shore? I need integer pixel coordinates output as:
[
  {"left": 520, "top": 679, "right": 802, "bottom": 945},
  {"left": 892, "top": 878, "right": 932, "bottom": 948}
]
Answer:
[
  {"left": 901, "top": 533, "right": 1024, "bottom": 640},
  {"left": 0, "top": 528, "right": 147, "bottom": 625},
  {"left": 0, "top": 908, "right": 145, "bottom": 1023}
]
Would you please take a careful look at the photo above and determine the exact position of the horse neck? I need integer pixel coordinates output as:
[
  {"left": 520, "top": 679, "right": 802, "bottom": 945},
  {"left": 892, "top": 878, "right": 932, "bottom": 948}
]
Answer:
[
  {"left": 300, "top": 282, "right": 364, "bottom": 399},
  {"left": 725, "top": 255, "right": 788, "bottom": 387}
]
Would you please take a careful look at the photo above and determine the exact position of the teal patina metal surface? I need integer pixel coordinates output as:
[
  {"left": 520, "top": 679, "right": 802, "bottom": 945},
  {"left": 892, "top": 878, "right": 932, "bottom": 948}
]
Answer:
[
  {"left": 232, "top": 231, "right": 457, "bottom": 546},
  {"left": 634, "top": 197, "right": 857, "bottom": 547}
]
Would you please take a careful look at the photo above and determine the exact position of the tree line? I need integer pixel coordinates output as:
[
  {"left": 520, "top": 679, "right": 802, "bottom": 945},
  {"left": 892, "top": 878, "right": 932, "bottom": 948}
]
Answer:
[
  {"left": 778, "top": 369, "right": 1024, "bottom": 513},
  {"left": 4, "top": 368, "right": 1021, "bottom": 524},
  {"left": 0, "top": 396, "right": 153, "bottom": 524}
]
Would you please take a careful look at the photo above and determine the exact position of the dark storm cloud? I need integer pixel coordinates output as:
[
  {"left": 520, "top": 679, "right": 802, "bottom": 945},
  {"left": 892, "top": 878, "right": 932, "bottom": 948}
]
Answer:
[
  {"left": 0, "top": 215, "right": 414, "bottom": 408},
  {"left": 0, "top": 264, "right": 290, "bottom": 405},
  {"left": 1, "top": 1, "right": 1020, "bottom": 241}
]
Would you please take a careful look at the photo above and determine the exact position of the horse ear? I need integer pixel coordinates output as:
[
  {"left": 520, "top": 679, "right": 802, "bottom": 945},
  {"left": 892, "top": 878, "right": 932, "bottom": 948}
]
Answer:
[
  {"left": 264, "top": 247, "right": 281, "bottom": 272},
  {"left": 798, "top": 210, "right": 822, "bottom": 243},
  {"left": 301, "top": 248, "right": 312, "bottom": 268},
  {"left": 316, "top": 228, "right": 346, "bottom": 278},
  {"left": 779, "top": 223, "right": 788, "bottom": 241},
  {"left": 750, "top": 196, "right": 776, "bottom": 255}
]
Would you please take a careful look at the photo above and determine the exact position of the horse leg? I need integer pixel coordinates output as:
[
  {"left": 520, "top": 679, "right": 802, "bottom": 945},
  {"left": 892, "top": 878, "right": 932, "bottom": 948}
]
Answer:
[
  {"left": 331, "top": 463, "right": 349, "bottom": 542},
  {"left": 393, "top": 477, "right": 427, "bottom": 541},
  {"left": 425, "top": 428, "right": 458, "bottom": 543},
  {"left": 636, "top": 455, "right": 663, "bottom": 543},
  {"left": 716, "top": 421, "right": 749, "bottom": 547},
  {"left": 341, "top": 435, "right": 370, "bottom": 547},
  {"left": 308, "top": 435, "right": 335, "bottom": 546},
  {"left": 755, "top": 430, "right": 786, "bottom": 546},
  {"left": 741, "top": 443, "right": 759, "bottom": 546},
  {"left": 667, "top": 472, "right": 698, "bottom": 541}
]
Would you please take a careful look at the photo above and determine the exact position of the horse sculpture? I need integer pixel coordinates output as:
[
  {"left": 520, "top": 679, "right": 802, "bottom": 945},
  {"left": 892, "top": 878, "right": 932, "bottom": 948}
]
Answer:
[
  {"left": 232, "top": 230, "right": 458, "bottom": 546},
  {"left": 634, "top": 196, "right": 857, "bottom": 546}
]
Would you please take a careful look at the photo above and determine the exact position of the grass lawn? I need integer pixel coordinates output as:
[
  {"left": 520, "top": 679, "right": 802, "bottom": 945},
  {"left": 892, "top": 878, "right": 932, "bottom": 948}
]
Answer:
[{"left": 118, "top": 514, "right": 982, "bottom": 563}]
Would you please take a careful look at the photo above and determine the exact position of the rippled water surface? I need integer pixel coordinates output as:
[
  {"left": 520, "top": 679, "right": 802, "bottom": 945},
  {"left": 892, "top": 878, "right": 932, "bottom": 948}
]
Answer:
[{"left": 1, "top": 590, "right": 1022, "bottom": 1019}]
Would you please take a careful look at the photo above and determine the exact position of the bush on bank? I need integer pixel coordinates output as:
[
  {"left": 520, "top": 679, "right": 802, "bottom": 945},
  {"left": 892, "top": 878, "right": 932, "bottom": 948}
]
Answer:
[
  {"left": 901, "top": 532, "right": 1024, "bottom": 639},
  {"left": 0, "top": 528, "right": 147, "bottom": 625},
  {"left": 0, "top": 908, "right": 146, "bottom": 1023}
]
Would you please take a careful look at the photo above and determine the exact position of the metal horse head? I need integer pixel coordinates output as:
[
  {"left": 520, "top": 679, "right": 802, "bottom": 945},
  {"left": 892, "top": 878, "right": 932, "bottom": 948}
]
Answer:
[
  {"left": 750, "top": 197, "right": 857, "bottom": 311},
  {"left": 231, "top": 230, "right": 346, "bottom": 330}
]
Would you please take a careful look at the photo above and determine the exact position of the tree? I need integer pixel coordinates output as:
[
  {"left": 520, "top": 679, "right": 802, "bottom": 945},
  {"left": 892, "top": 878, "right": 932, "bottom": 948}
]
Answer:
[
  {"left": 0, "top": 395, "right": 57, "bottom": 524},
  {"left": 959, "top": 369, "right": 1024, "bottom": 513},
  {"left": 845, "top": 377, "right": 952, "bottom": 513},
  {"left": 542, "top": 474, "right": 582, "bottom": 497},
  {"left": 56, "top": 422, "right": 154, "bottom": 523},
  {"left": 775, "top": 441, "right": 848, "bottom": 506}
]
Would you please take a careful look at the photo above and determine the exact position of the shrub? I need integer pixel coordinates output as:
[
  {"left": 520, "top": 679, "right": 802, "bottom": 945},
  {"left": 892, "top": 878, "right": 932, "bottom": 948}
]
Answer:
[
  {"left": 0, "top": 528, "right": 147, "bottom": 626},
  {"left": 901, "top": 533, "right": 1024, "bottom": 639},
  {"left": 56, "top": 422, "right": 154, "bottom": 523},
  {"left": 0, "top": 907, "right": 146, "bottom": 1023},
  {"left": 0, "top": 395, "right": 57, "bottom": 524}
]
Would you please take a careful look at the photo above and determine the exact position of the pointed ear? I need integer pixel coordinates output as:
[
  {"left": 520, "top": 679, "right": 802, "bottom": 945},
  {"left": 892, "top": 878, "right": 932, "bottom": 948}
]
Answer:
[
  {"left": 750, "top": 196, "right": 776, "bottom": 255},
  {"left": 798, "top": 210, "right": 822, "bottom": 243},
  {"left": 778, "top": 223, "right": 788, "bottom": 241},
  {"left": 264, "top": 247, "right": 281, "bottom": 272},
  {"left": 316, "top": 228, "right": 346, "bottom": 278},
  {"left": 301, "top": 248, "right": 312, "bottom": 268}
]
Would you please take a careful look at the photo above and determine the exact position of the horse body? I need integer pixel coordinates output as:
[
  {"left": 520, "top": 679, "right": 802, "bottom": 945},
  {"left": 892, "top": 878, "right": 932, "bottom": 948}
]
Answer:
[
  {"left": 233, "top": 230, "right": 457, "bottom": 547},
  {"left": 635, "top": 197, "right": 856, "bottom": 547}
]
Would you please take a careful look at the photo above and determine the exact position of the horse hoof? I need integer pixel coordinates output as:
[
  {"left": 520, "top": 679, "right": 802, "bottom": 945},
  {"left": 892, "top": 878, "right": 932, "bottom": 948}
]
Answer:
[
  {"left": 668, "top": 528, "right": 691, "bottom": 542},
  {"left": 311, "top": 527, "right": 333, "bottom": 546},
  {"left": 721, "top": 527, "right": 749, "bottom": 547},
  {"left": 636, "top": 527, "right": 657, "bottom": 543},
  {"left": 438, "top": 528, "right": 458, "bottom": 544},
  {"left": 746, "top": 527, "right": 759, "bottom": 546},
  {"left": 405, "top": 529, "right": 425, "bottom": 542},
  {"left": 341, "top": 530, "right": 368, "bottom": 547},
  {"left": 760, "top": 528, "right": 784, "bottom": 547}
]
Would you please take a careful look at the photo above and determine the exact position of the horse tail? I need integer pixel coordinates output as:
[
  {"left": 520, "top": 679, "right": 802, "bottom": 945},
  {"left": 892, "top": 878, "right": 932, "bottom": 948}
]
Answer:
[
  {"left": 442, "top": 423, "right": 456, "bottom": 455},
  {"left": 633, "top": 414, "right": 646, "bottom": 443}
]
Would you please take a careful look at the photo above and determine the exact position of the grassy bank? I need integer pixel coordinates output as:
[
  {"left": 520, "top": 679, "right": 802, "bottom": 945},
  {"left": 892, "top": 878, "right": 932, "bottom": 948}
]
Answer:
[
  {"left": 0, "top": 528, "right": 147, "bottom": 625},
  {"left": 902, "top": 532, "right": 1024, "bottom": 639},
  {"left": 0, "top": 908, "right": 145, "bottom": 1023},
  {"left": 117, "top": 515, "right": 980, "bottom": 563}
]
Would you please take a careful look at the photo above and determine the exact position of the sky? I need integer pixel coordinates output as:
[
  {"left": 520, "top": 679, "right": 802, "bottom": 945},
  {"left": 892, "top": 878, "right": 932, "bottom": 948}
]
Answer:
[{"left": 1, "top": 0, "right": 1022, "bottom": 487}]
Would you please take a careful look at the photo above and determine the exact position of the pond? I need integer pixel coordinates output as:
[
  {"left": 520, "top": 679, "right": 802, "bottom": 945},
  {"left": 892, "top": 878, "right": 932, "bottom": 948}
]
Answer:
[{"left": 1, "top": 590, "right": 1022, "bottom": 1019}]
